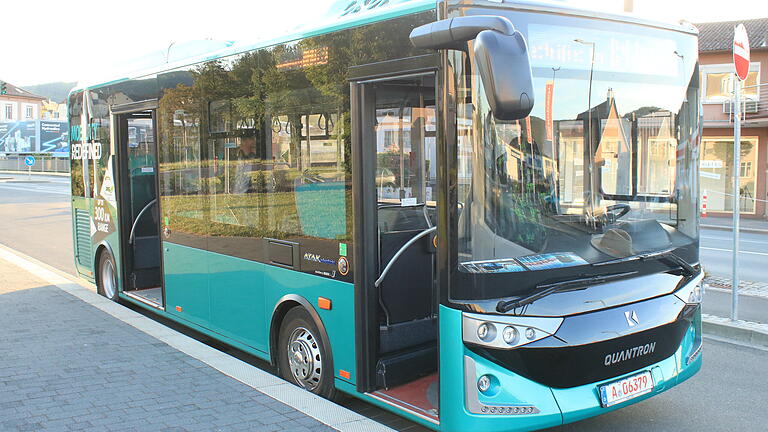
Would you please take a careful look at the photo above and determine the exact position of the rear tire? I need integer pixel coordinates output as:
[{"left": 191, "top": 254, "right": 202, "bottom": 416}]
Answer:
[
  {"left": 97, "top": 252, "right": 119, "bottom": 302},
  {"left": 278, "top": 307, "right": 337, "bottom": 399}
]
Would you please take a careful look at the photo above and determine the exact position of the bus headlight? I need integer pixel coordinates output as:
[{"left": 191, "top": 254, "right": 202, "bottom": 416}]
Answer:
[
  {"left": 674, "top": 273, "right": 704, "bottom": 305},
  {"left": 462, "top": 312, "right": 563, "bottom": 349},
  {"left": 477, "top": 322, "right": 496, "bottom": 342},
  {"left": 502, "top": 326, "right": 518, "bottom": 345}
]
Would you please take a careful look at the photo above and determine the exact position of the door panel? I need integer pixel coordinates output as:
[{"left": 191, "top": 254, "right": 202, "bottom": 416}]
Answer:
[
  {"left": 157, "top": 108, "right": 210, "bottom": 324},
  {"left": 354, "top": 73, "right": 439, "bottom": 392}
]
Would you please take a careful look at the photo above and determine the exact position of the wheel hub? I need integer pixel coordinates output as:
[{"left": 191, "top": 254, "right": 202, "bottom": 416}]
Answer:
[
  {"left": 286, "top": 327, "right": 322, "bottom": 390},
  {"left": 102, "top": 259, "right": 116, "bottom": 299}
]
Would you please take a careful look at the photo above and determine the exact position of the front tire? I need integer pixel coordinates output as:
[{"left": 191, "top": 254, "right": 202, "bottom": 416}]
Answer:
[
  {"left": 278, "top": 307, "right": 336, "bottom": 399},
  {"left": 97, "top": 252, "right": 119, "bottom": 302}
]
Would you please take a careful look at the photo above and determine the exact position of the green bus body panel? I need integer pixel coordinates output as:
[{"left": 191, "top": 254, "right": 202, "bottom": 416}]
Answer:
[
  {"left": 164, "top": 243, "right": 212, "bottom": 326},
  {"left": 163, "top": 242, "right": 356, "bottom": 384}
]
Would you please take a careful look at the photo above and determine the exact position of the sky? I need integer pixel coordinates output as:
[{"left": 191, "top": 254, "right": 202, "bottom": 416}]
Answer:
[{"left": 2, "top": 0, "right": 768, "bottom": 87}]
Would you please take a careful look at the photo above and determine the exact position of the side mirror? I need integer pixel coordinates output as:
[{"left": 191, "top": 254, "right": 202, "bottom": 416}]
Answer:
[
  {"left": 474, "top": 29, "right": 534, "bottom": 120},
  {"left": 409, "top": 16, "right": 534, "bottom": 121}
]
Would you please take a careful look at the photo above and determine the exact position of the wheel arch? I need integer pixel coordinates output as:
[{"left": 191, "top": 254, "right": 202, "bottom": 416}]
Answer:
[{"left": 269, "top": 294, "right": 333, "bottom": 372}]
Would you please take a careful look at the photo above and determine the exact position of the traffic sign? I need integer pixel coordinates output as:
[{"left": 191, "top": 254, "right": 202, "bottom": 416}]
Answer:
[
  {"left": 733, "top": 23, "right": 750, "bottom": 81},
  {"left": 24, "top": 156, "right": 36, "bottom": 167}
]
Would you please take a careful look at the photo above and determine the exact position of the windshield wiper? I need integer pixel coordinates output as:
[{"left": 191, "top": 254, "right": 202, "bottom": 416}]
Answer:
[
  {"left": 496, "top": 271, "right": 637, "bottom": 313},
  {"left": 593, "top": 248, "right": 697, "bottom": 277}
]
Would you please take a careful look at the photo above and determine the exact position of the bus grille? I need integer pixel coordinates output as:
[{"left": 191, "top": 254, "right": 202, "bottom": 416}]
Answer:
[{"left": 74, "top": 209, "right": 92, "bottom": 268}]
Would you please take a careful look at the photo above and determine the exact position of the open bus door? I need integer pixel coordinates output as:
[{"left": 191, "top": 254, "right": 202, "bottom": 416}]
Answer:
[
  {"left": 351, "top": 65, "right": 441, "bottom": 424},
  {"left": 113, "top": 102, "right": 165, "bottom": 309}
]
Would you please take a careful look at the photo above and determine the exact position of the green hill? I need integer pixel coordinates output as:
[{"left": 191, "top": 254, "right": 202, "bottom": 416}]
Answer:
[{"left": 22, "top": 81, "right": 77, "bottom": 103}]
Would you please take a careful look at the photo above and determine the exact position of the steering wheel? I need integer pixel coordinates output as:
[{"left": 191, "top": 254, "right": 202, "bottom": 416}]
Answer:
[{"left": 605, "top": 203, "right": 631, "bottom": 222}]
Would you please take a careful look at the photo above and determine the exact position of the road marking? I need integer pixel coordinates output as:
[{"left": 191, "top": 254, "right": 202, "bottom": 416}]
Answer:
[
  {"left": 0, "top": 243, "right": 394, "bottom": 432},
  {"left": 0, "top": 184, "right": 70, "bottom": 196},
  {"left": 702, "top": 236, "right": 765, "bottom": 244},
  {"left": 701, "top": 246, "right": 768, "bottom": 257}
]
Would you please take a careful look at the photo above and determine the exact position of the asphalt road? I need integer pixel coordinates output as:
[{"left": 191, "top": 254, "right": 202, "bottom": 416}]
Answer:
[
  {"left": 0, "top": 174, "right": 74, "bottom": 274},
  {"left": 700, "top": 228, "right": 768, "bottom": 283},
  {"left": 1, "top": 173, "right": 766, "bottom": 432}
]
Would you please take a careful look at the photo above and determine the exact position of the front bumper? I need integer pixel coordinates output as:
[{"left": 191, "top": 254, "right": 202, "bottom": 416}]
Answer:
[{"left": 438, "top": 302, "right": 703, "bottom": 432}]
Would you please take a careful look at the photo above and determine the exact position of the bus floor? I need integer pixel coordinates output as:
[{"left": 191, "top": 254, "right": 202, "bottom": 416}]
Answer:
[
  {"left": 127, "top": 287, "right": 162, "bottom": 305},
  {"left": 373, "top": 373, "right": 439, "bottom": 423}
]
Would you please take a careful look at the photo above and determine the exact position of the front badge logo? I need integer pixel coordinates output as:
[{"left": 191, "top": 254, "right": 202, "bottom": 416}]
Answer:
[{"left": 625, "top": 310, "right": 640, "bottom": 327}]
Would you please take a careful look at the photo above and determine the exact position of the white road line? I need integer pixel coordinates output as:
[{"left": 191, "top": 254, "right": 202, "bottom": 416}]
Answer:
[
  {"left": 0, "top": 184, "right": 70, "bottom": 196},
  {"left": 701, "top": 236, "right": 765, "bottom": 244},
  {"left": 701, "top": 246, "right": 768, "bottom": 257},
  {"left": 0, "top": 243, "right": 394, "bottom": 432}
]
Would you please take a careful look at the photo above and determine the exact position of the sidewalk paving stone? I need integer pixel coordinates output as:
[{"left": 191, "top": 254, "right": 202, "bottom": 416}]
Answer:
[
  {"left": 705, "top": 275, "right": 768, "bottom": 299},
  {"left": 0, "top": 256, "right": 338, "bottom": 432}
]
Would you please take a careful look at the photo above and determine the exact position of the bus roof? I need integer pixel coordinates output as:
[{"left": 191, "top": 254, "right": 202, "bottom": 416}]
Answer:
[{"left": 72, "top": 0, "right": 697, "bottom": 94}]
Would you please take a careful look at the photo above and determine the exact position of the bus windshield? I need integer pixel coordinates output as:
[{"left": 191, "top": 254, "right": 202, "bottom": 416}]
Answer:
[{"left": 454, "top": 10, "right": 700, "bottom": 299}]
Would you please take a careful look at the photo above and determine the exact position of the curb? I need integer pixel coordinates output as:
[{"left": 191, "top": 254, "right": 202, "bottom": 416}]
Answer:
[
  {"left": 701, "top": 224, "right": 768, "bottom": 235},
  {"left": 702, "top": 313, "right": 768, "bottom": 349},
  {"left": 0, "top": 243, "right": 395, "bottom": 432},
  {"left": 0, "top": 170, "right": 70, "bottom": 177},
  {"left": 706, "top": 286, "right": 768, "bottom": 300}
]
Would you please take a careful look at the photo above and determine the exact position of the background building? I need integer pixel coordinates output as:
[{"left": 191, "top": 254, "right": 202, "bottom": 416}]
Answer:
[
  {"left": 0, "top": 80, "right": 45, "bottom": 122},
  {"left": 0, "top": 80, "right": 67, "bottom": 156},
  {"left": 696, "top": 18, "right": 768, "bottom": 219}
]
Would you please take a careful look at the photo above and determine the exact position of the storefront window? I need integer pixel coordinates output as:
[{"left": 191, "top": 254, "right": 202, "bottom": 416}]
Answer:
[{"left": 700, "top": 137, "right": 759, "bottom": 213}]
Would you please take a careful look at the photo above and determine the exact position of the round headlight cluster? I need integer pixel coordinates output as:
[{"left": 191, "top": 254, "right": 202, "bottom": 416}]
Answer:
[
  {"left": 476, "top": 322, "right": 545, "bottom": 347},
  {"left": 688, "top": 282, "right": 704, "bottom": 304}
]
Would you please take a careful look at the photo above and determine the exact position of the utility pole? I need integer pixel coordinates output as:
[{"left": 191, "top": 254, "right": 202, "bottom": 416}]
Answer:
[{"left": 730, "top": 23, "right": 750, "bottom": 321}]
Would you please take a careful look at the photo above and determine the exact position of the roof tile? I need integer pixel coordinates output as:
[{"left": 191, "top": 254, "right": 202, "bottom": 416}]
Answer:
[{"left": 695, "top": 18, "right": 768, "bottom": 51}]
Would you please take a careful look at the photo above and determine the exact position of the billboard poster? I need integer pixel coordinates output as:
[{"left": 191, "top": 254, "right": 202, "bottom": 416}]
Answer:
[
  {"left": 40, "top": 121, "right": 69, "bottom": 154},
  {"left": 0, "top": 121, "right": 38, "bottom": 153},
  {"left": 0, "top": 120, "right": 68, "bottom": 155}
]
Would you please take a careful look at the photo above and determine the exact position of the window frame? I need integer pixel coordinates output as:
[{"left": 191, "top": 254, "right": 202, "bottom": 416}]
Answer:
[{"left": 700, "top": 62, "right": 760, "bottom": 104}]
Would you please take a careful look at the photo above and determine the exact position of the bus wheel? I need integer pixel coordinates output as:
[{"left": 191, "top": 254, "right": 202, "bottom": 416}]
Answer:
[
  {"left": 97, "top": 252, "right": 119, "bottom": 302},
  {"left": 278, "top": 307, "right": 336, "bottom": 399}
]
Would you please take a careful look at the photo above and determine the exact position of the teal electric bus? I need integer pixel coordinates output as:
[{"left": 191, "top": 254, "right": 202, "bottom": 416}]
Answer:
[{"left": 69, "top": 1, "right": 704, "bottom": 430}]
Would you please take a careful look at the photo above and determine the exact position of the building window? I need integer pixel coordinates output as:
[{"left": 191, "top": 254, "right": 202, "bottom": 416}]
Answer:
[
  {"left": 701, "top": 63, "right": 759, "bottom": 103},
  {"left": 740, "top": 161, "right": 752, "bottom": 178},
  {"left": 4, "top": 104, "right": 12, "bottom": 120},
  {"left": 24, "top": 105, "right": 33, "bottom": 119},
  {"left": 700, "top": 137, "right": 759, "bottom": 213}
]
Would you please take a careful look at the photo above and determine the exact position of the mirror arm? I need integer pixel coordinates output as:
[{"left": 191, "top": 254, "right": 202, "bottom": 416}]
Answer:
[{"left": 409, "top": 16, "right": 516, "bottom": 51}]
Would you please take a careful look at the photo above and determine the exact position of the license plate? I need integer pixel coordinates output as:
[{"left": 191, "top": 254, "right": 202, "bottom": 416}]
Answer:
[{"left": 599, "top": 371, "right": 654, "bottom": 407}]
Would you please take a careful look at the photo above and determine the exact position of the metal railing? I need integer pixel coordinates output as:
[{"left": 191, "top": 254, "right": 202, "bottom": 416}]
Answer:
[
  {"left": 723, "top": 82, "right": 768, "bottom": 122},
  {"left": 0, "top": 154, "right": 70, "bottom": 173}
]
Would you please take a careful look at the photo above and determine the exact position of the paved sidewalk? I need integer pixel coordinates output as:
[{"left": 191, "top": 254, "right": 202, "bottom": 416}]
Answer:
[
  {"left": 701, "top": 276, "right": 768, "bottom": 349},
  {"left": 705, "top": 275, "right": 768, "bottom": 299},
  {"left": 0, "top": 248, "right": 389, "bottom": 432}
]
